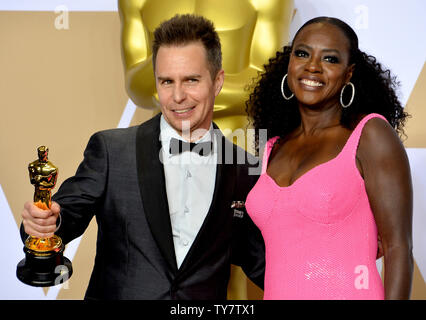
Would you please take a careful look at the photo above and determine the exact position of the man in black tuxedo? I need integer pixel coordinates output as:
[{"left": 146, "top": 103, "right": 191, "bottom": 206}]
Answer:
[{"left": 21, "top": 14, "right": 264, "bottom": 299}]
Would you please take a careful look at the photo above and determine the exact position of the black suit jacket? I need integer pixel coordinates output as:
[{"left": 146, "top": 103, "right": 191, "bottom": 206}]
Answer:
[{"left": 21, "top": 114, "right": 265, "bottom": 299}]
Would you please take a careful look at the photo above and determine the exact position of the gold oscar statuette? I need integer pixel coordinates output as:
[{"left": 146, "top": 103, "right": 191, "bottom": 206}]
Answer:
[{"left": 16, "top": 146, "right": 73, "bottom": 287}]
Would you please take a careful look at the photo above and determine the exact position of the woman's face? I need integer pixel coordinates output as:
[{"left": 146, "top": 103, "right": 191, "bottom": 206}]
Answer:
[{"left": 287, "top": 22, "right": 354, "bottom": 108}]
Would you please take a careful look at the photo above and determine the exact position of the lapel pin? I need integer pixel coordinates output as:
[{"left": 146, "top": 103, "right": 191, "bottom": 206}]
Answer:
[
  {"left": 231, "top": 200, "right": 245, "bottom": 209},
  {"left": 231, "top": 201, "right": 245, "bottom": 218}
]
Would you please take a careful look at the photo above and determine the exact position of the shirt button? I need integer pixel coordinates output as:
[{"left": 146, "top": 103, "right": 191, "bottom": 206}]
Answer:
[
  {"left": 186, "top": 170, "right": 192, "bottom": 179},
  {"left": 182, "top": 239, "right": 189, "bottom": 246}
]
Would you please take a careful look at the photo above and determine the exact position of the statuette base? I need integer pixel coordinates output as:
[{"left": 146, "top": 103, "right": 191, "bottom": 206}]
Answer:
[{"left": 16, "top": 242, "right": 73, "bottom": 287}]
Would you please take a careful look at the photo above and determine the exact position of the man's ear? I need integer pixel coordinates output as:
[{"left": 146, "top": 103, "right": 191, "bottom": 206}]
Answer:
[{"left": 214, "top": 69, "right": 225, "bottom": 96}]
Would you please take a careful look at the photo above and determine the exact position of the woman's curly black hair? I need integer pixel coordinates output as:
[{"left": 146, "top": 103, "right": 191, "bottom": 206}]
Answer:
[{"left": 246, "top": 17, "right": 408, "bottom": 153}]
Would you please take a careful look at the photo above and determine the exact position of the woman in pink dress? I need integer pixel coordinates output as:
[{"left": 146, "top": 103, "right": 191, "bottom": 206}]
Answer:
[{"left": 245, "top": 17, "right": 413, "bottom": 299}]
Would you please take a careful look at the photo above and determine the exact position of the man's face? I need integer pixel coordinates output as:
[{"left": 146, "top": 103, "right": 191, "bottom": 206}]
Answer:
[{"left": 155, "top": 42, "right": 224, "bottom": 140}]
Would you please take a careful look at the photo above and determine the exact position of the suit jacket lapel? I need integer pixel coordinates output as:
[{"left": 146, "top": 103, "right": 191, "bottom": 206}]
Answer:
[{"left": 136, "top": 114, "right": 178, "bottom": 274}]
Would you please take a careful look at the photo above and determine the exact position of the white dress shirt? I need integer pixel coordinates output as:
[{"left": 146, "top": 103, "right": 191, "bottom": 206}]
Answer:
[{"left": 160, "top": 115, "right": 217, "bottom": 268}]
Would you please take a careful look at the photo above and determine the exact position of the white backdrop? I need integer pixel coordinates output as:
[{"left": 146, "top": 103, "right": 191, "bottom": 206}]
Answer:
[{"left": 0, "top": 0, "right": 425, "bottom": 299}]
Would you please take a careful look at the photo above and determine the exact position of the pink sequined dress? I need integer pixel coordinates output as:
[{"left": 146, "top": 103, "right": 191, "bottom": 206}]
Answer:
[{"left": 246, "top": 113, "right": 385, "bottom": 300}]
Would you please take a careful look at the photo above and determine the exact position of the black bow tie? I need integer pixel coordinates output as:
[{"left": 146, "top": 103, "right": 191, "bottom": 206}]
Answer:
[{"left": 169, "top": 137, "right": 213, "bottom": 156}]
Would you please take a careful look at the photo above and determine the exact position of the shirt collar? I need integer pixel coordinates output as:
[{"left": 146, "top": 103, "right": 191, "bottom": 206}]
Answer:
[{"left": 160, "top": 115, "right": 214, "bottom": 144}]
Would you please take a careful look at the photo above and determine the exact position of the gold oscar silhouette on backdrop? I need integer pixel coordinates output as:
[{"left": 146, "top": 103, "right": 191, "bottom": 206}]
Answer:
[
  {"left": 118, "top": 0, "right": 294, "bottom": 299},
  {"left": 17, "top": 146, "right": 72, "bottom": 287}
]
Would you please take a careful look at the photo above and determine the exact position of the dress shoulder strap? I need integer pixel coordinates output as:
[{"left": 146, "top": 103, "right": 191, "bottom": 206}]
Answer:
[
  {"left": 261, "top": 136, "right": 280, "bottom": 174},
  {"left": 344, "top": 113, "right": 388, "bottom": 159}
]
